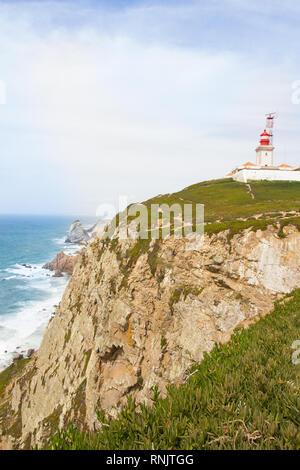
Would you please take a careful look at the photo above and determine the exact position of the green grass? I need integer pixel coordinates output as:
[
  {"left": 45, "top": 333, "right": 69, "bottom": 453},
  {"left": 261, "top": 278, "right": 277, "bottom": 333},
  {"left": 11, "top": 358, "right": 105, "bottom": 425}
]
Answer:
[
  {"left": 49, "top": 290, "right": 300, "bottom": 450},
  {"left": 142, "top": 179, "right": 300, "bottom": 224},
  {"left": 205, "top": 216, "right": 300, "bottom": 240},
  {"left": 116, "top": 179, "right": 300, "bottom": 240},
  {"left": 0, "top": 358, "right": 30, "bottom": 399}
]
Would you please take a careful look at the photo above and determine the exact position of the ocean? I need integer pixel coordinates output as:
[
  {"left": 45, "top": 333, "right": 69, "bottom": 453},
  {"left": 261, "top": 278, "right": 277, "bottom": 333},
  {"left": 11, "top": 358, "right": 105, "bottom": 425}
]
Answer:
[{"left": 0, "top": 215, "right": 98, "bottom": 371}]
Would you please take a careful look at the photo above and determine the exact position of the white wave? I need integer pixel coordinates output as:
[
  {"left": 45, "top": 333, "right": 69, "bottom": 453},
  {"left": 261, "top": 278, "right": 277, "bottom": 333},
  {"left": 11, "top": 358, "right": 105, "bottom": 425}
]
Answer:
[
  {"left": 0, "top": 276, "right": 68, "bottom": 371},
  {"left": 52, "top": 236, "right": 66, "bottom": 245},
  {"left": 6, "top": 263, "right": 44, "bottom": 276},
  {"left": 52, "top": 237, "right": 82, "bottom": 256},
  {"left": 15, "top": 279, "right": 53, "bottom": 292},
  {"left": 2, "top": 275, "right": 17, "bottom": 281},
  {"left": 0, "top": 234, "right": 80, "bottom": 370},
  {"left": 5, "top": 263, "right": 56, "bottom": 283},
  {"left": 15, "top": 285, "right": 30, "bottom": 290}
]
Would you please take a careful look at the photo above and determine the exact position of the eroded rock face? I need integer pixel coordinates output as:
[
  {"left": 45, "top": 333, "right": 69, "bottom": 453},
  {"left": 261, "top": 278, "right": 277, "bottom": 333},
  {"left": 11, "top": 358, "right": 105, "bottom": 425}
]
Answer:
[
  {"left": 43, "top": 251, "right": 81, "bottom": 276},
  {"left": 65, "top": 220, "right": 90, "bottom": 244},
  {"left": 1, "top": 224, "right": 300, "bottom": 449}
]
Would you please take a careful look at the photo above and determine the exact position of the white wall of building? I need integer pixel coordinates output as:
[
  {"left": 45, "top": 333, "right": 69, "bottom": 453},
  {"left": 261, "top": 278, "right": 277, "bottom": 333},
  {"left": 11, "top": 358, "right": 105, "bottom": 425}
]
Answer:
[{"left": 233, "top": 169, "right": 300, "bottom": 183}]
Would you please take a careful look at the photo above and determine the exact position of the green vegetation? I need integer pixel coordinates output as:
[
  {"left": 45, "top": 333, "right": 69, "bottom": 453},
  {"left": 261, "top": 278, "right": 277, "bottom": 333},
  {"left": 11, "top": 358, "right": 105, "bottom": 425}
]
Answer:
[
  {"left": 137, "top": 376, "right": 143, "bottom": 387},
  {"left": 169, "top": 285, "right": 203, "bottom": 313},
  {"left": 205, "top": 216, "right": 300, "bottom": 240},
  {"left": 64, "top": 328, "right": 72, "bottom": 347},
  {"left": 82, "top": 350, "right": 92, "bottom": 376},
  {"left": 0, "top": 358, "right": 32, "bottom": 442},
  {"left": 50, "top": 290, "right": 300, "bottom": 450},
  {"left": 92, "top": 180, "right": 300, "bottom": 288},
  {"left": 277, "top": 217, "right": 300, "bottom": 238},
  {"left": 120, "top": 238, "right": 151, "bottom": 288},
  {"left": 143, "top": 179, "right": 300, "bottom": 224},
  {"left": 48, "top": 179, "right": 300, "bottom": 449},
  {"left": 114, "top": 179, "right": 300, "bottom": 241},
  {"left": 42, "top": 405, "right": 63, "bottom": 437},
  {"left": 0, "top": 358, "right": 30, "bottom": 399}
]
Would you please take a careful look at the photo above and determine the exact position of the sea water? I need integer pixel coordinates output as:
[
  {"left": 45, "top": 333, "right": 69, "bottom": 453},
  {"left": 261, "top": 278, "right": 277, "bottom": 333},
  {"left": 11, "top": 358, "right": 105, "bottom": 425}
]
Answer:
[{"left": 0, "top": 215, "right": 97, "bottom": 371}]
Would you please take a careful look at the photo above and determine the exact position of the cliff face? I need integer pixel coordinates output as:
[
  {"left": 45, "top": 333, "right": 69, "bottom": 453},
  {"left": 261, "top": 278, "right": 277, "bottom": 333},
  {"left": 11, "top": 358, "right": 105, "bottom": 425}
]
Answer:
[
  {"left": 43, "top": 251, "right": 81, "bottom": 276},
  {"left": 65, "top": 220, "right": 90, "bottom": 244},
  {"left": 1, "top": 224, "right": 300, "bottom": 449}
]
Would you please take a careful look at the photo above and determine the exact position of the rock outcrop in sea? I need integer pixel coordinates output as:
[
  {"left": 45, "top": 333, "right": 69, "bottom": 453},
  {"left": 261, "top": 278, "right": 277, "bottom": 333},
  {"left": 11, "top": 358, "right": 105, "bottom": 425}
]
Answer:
[
  {"left": 42, "top": 219, "right": 108, "bottom": 276},
  {"left": 65, "top": 220, "right": 91, "bottom": 244},
  {"left": 42, "top": 251, "right": 81, "bottom": 277}
]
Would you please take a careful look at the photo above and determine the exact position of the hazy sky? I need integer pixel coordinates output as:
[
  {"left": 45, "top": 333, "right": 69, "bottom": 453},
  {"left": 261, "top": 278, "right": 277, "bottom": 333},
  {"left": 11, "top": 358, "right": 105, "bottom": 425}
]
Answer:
[{"left": 1, "top": 0, "right": 300, "bottom": 215}]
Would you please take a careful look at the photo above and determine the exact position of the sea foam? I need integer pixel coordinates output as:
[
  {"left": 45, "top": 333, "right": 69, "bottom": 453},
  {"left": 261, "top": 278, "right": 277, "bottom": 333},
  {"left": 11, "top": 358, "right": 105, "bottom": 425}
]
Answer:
[{"left": 0, "top": 254, "right": 69, "bottom": 370}]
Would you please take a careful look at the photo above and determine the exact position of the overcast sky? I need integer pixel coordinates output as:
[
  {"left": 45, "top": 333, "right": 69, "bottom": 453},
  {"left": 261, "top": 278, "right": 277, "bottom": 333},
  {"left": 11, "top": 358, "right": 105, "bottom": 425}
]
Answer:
[{"left": 0, "top": 0, "right": 300, "bottom": 216}]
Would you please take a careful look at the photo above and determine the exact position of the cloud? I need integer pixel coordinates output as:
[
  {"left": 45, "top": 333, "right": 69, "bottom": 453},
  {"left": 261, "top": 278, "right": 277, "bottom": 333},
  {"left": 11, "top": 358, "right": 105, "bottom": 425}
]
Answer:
[{"left": 0, "top": 1, "right": 299, "bottom": 215}]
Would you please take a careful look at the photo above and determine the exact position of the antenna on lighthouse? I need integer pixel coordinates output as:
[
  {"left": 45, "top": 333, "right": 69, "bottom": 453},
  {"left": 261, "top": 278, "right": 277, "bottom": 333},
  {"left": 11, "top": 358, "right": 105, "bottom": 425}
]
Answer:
[{"left": 265, "top": 112, "right": 277, "bottom": 145}]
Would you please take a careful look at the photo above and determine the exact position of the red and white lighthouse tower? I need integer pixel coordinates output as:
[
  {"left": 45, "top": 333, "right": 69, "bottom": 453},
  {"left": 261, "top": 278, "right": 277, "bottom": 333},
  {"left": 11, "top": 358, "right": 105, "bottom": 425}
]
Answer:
[
  {"left": 255, "top": 115, "right": 275, "bottom": 166},
  {"left": 229, "top": 112, "right": 300, "bottom": 181}
]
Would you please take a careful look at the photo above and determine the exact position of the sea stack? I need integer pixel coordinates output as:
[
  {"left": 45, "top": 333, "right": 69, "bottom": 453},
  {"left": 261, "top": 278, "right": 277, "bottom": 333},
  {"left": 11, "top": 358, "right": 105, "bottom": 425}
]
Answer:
[{"left": 65, "top": 220, "right": 90, "bottom": 244}]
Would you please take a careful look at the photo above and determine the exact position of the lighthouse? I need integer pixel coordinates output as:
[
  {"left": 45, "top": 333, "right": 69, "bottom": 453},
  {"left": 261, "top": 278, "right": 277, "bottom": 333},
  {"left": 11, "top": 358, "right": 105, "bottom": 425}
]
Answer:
[
  {"left": 228, "top": 113, "right": 300, "bottom": 182},
  {"left": 255, "top": 129, "right": 274, "bottom": 166}
]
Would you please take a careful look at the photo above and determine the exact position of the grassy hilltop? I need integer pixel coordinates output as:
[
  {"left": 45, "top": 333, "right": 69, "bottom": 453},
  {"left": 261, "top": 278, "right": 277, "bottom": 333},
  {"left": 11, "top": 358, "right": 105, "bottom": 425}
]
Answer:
[
  {"left": 144, "top": 178, "right": 300, "bottom": 222},
  {"left": 139, "top": 178, "right": 300, "bottom": 239}
]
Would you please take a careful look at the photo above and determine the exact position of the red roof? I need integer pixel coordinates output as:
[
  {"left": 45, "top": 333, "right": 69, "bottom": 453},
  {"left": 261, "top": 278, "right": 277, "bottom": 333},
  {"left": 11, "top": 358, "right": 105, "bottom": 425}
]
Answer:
[
  {"left": 278, "top": 164, "right": 293, "bottom": 169},
  {"left": 226, "top": 172, "right": 233, "bottom": 177},
  {"left": 260, "top": 129, "right": 270, "bottom": 137},
  {"left": 242, "top": 162, "right": 256, "bottom": 167}
]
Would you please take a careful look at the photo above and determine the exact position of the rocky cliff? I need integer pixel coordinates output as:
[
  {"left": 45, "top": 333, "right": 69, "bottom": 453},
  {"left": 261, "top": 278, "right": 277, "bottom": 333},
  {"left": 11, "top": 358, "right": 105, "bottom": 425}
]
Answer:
[
  {"left": 65, "top": 220, "right": 91, "bottom": 244},
  {"left": 43, "top": 251, "right": 81, "bottom": 276},
  {"left": 0, "top": 222, "right": 300, "bottom": 449}
]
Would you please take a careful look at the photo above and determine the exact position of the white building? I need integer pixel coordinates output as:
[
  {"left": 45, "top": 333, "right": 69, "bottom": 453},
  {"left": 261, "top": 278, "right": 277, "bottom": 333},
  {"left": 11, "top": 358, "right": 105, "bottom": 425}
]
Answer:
[{"left": 228, "top": 125, "right": 300, "bottom": 182}]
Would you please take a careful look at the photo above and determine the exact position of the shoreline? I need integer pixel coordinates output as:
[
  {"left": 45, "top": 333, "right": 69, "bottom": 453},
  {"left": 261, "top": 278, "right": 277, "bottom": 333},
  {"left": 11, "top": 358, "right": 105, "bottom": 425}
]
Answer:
[
  {"left": 0, "top": 263, "right": 70, "bottom": 371},
  {"left": 0, "top": 217, "right": 103, "bottom": 372},
  {"left": 0, "top": 241, "right": 83, "bottom": 372}
]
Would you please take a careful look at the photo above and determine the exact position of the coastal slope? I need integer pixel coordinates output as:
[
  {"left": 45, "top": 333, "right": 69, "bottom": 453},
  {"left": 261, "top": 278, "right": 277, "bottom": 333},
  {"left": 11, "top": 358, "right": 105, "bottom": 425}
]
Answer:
[{"left": 0, "top": 178, "right": 300, "bottom": 449}]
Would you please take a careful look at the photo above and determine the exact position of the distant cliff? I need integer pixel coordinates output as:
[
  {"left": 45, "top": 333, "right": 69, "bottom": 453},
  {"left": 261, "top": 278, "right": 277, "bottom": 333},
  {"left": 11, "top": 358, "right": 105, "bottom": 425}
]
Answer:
[
  {"left": 43, "top": 219, "right": 108, "bottom": 276},
  {"left": 65, "top": 220, "right": 90, "bottom": 244},
  {"left": 65, "top": 219, "right": 109, "bottom": 245}
]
